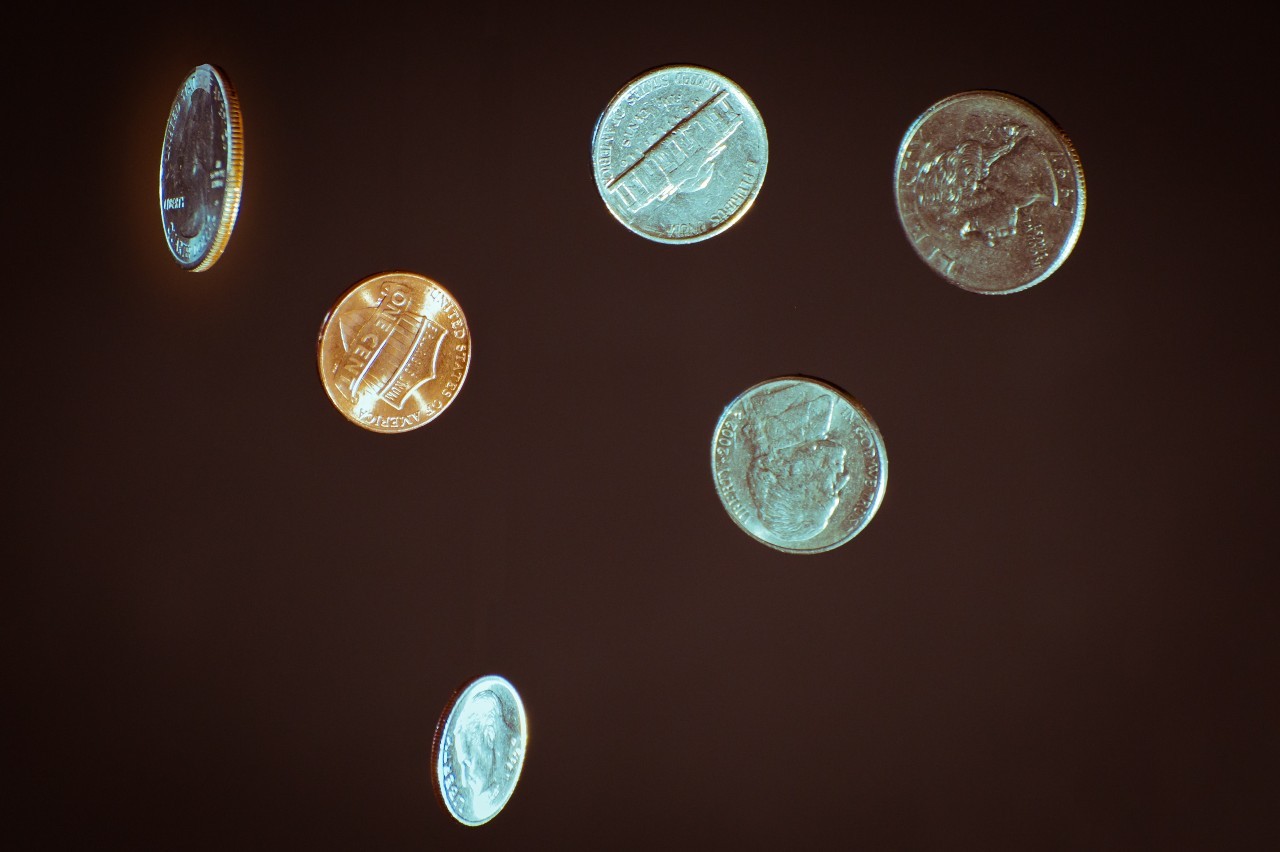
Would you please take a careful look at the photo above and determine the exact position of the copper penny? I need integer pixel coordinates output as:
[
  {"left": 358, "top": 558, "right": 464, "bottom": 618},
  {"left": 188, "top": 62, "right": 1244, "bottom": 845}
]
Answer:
[{"left": 317, "top": 271, "right": 471, "bottom": 433}]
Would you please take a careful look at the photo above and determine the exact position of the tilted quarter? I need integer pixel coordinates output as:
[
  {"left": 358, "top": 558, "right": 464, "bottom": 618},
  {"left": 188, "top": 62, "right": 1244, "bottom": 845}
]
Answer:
[
  {"left": 317, "top": 271, "right": 471, "bottom": 433},
  {"left": 591, "top": 64, "right": 768, "bottom": 243},
  {"left": 431, "top": 675, "right": 528, "bottom": 827},
  {"left": 895, "top": 90, "right": 1085, "bottom": 294},
  {"left": 159, "top": 64, "right": 244, "bottom": 272},
  {"left": 712, "top": 377, "right": 887, "bottom": 554}
]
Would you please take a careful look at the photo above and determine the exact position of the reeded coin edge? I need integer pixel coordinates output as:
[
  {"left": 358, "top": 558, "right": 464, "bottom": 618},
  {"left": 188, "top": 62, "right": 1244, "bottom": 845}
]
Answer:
[
  {"left": 190, "top": 64, "right": 244, "bottom": 273},
  {"left": 894, "top": 89, "right": 1086, "bottom": 295},
  {"left": 711, "top": 376, "right": 888, "bottom": 555},
  {"left": 590, "top": 64, "right": 768, "bottom": 245},
  {"left": 315, "top": 270, "right": 472, "bottom": 435},
  {"left": 429, "top": 674, "right": 528, "bottom": 828}
]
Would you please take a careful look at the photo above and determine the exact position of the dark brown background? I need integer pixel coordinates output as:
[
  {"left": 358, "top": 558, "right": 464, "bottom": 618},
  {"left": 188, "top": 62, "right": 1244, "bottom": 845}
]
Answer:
[{"left": 8, "top": 6, "right": 1276, "bottom": 849}]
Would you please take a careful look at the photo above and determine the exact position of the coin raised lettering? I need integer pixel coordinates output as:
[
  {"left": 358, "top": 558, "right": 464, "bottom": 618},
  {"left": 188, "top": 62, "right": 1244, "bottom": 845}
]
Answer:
[
  {"left": 711, "top": 377, "right": 888, "bottom": 554},
  {"left": 591, "top": 65, "right": 768, "bottom": 244},
  {"left": 894, "top": 90, "right": 1085, "bottom": 294},
  {"left": 158, "top": 64, "right": 244, "bottom": 272},
  {"left": 317, "top": 272, "right": 472, "bottom": 434}
]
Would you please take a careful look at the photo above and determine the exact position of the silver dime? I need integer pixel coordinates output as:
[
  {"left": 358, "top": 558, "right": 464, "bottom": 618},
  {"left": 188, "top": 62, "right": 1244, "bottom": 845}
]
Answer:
[
  {"left": 712, "top": 377, "right": 887, "bottom": 554},
  {"left": 158, "top": 64, "right": 244, "bottom": 271},
  {"left": 431, "top": 674, "right": 528, "bottom": 827},
  {"left": 591, "top": 65, "right": 767, "bottom": 243},
  {"left": 895, "top": 90, "right": 1085, "bottom": 294}
]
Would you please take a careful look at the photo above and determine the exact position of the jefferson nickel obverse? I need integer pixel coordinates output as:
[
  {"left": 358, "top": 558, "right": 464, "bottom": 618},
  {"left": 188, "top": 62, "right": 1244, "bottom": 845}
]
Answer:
[
  {"left": 895, "top": 90, "right": 1085, "bottom": 294},
  {"left": 712, "top": 377, "right": 887, "bottom": 554},
  {"left": 431, "top": 674, "right": 528, "bottom": 827},
  {"left": 591, "top": 65, "right": 767, "bottom": 243},
  {"left": 159, "top": 64, "right": 244, "bottom": 272}
]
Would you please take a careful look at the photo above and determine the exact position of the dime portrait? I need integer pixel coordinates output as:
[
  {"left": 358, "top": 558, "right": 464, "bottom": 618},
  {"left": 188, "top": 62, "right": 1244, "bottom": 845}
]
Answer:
[{"left": 449, "top": 689, "right": 521, "bottom": 820}]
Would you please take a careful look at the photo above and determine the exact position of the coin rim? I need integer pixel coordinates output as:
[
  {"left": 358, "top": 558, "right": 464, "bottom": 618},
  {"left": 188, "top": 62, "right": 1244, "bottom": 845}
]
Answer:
[
  {"left": 893, "top": 89, "right": 1086, "bottom": 294},
  {"left": 429, "top": 673, "right": 528, "bottom": 827},
  {"left": 711, "top": 375, "right": 888, "bottom": 554},
  {"left": 590, "top": 63, "right": 768, "bottom": 245},
  {"left": 315, "top": 270, "right": 472, "bottom": 434},
  {"left": 158, "top": 63, "right": 245, "bottom": 273}
]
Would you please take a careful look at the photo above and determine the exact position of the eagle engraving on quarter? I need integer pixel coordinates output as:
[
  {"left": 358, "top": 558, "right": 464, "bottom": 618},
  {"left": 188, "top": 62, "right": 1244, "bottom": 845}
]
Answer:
[
  {"left": 712, "top": 378, "right": 887, "bottom": 553},
  {"left": 591, "top": 65, "right": 767, "bottom": 243},
  {"left": 895, "top": 91, "right": 1085, "bottom": 294},
  {"left": 158, "top": 64, "right": 244, "bottom": 271},
  {"left": 317, "top": 272, "right": 470, "bottom": 433},
  {"left": 431, "top": 675, "right": 528, "bottom": 827}
]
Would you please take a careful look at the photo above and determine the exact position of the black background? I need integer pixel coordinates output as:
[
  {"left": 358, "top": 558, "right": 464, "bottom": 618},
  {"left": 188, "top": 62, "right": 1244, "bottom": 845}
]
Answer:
[{"left": 8, "top": 6, "right": 1277, "bottom": 849}]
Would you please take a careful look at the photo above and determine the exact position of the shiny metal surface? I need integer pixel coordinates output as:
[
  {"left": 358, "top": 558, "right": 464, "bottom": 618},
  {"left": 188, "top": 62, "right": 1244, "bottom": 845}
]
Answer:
[
  {"left": 431, "top": 675, "right": 528, "bottom": 827},
  {"left": 591, "top": 65, "right": 767, "bottom": 243},
  {"left": 895, "top": 90, "right": 1085, "bottom": 294},
  {"left": 712, "top": 377, "right": 887, "bottom": 554},
  {"left": 316, "top": 271, "right": 471, "bottom": 433},
  {"left": 158, "top": 64, "right": 244, "bottom": 272}
]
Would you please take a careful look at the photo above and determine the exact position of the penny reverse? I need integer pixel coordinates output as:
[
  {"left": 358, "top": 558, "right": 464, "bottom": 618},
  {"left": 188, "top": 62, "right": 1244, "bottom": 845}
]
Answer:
[
  {"left": 317, "top": 271, "right": 471, "bottom": 433},
  {"left": 591, "top": 64, "right": 767, "bottom": 243},
  {"left": 712, "top": 377, "right": 887, "bottom": 554},
  {"left": 895, "top": 90, "right": 1085, "bottom": 294},
  {"left": 159, "top": 64, "right": 244, "bottom": 271},
  {"left": 431, "top": 674, "right": 528, "bottom": 827}
]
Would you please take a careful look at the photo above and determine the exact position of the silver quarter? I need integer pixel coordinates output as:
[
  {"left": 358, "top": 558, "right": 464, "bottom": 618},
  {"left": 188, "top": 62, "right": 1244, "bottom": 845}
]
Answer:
[
  {"left": 431, "top": 674, "right": 528, "bottom": 827},
  {"left": 712, "top": 377, "right": 887, "bottom": 554},
  {"left": 895, "top": 90, "right": 1085, "bottom": 294},
  {"left": 159, "top": 64, "right": 244, "bottom": 271},
  {"left": 591, "top": 65, "right": 767, "bottom": 243}
]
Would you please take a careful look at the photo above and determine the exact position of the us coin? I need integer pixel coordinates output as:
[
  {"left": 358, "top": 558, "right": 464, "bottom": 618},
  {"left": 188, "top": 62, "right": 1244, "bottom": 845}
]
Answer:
[
  {"left": 895, "top": 90, "right": 1085, "bottom": 294},
  {"left": 431, "top": 674, "right": 528, "bottom": 827},
  {"left": 591, "top": 65, "right": 767, "bottom": 243},
  {"left": 712, "top": 377, "right": 887, "bottom": 554},
  {"left": 316, "top": 271, "right": 471, "bottom": 433},
  {"left": 159, "top": 64, "right": 244, "bottom": 272}
]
